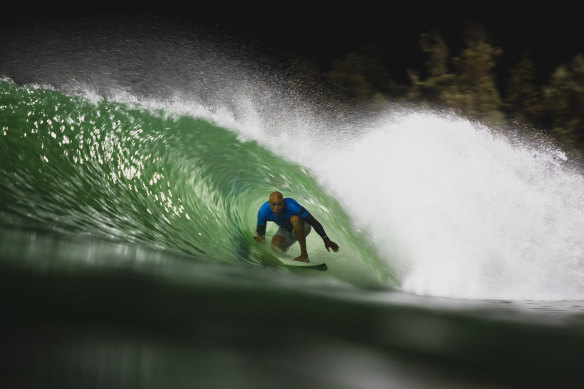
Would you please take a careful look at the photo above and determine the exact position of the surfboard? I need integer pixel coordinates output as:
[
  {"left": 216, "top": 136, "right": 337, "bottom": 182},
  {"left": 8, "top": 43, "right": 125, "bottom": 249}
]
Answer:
[{"left": 276, "top": 253, "right": 328, "bottom": 271}]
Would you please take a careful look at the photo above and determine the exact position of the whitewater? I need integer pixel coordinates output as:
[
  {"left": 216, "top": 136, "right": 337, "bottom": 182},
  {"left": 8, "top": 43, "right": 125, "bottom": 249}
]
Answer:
[{"left": 111, "top": 93, "right": 584, "bottom": 301}]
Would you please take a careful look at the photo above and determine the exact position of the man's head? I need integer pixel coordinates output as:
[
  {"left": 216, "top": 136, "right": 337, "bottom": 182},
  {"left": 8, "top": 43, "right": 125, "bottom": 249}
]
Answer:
[{"left": 269, "top": 191, "right": 284, "bottom": 215}]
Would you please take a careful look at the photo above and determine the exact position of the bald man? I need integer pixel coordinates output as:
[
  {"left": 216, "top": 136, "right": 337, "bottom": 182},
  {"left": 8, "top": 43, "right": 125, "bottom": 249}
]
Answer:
[{"left": 254, "top": 191, "right": 339, "bottom": 262}]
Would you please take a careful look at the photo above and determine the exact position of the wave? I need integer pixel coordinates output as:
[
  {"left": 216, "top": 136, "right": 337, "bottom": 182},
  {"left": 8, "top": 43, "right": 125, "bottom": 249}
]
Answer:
[
  {"left": 2, "top": 14, "right": 584, "bottom": 300},
  {"left": 0, "top": 80, "right": 392, "bottom": 289}
]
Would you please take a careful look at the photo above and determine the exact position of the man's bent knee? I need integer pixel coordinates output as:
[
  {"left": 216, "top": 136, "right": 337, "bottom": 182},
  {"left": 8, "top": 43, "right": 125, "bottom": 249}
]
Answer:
[{"left": 290, "top": 215, "right": 302, "bottom": 225}]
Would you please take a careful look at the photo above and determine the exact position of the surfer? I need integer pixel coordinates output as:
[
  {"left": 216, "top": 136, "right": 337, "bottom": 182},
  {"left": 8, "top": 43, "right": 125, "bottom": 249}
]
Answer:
[{"left": 253, "top": 191, "right": 339, "bottom": 262}]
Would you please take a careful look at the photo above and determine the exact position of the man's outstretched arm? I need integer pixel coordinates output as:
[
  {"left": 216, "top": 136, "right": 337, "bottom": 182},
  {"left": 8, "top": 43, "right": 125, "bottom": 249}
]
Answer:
[{"left": 305, "top": 214, "right": 339, "bottom": 252}]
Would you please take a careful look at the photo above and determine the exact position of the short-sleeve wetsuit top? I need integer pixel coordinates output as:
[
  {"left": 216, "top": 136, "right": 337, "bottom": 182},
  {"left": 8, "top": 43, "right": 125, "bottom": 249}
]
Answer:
[{"left": 256, "top": 198, "right": 329, "bottom": 241}]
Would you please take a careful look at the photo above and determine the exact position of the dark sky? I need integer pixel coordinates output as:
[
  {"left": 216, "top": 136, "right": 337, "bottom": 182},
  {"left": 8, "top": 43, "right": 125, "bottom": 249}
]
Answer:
[
  {"left": 2, "top": 5, "right": 582, "bottom": 86},
  {"left": 184, "top": 4, "right": 583, "bottom": 85}
]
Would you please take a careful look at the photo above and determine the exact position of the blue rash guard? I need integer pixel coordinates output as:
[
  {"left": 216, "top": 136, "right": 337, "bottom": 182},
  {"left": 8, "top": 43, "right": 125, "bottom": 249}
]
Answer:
[{"left": 256, "top": 198, "right": 329, "bottom": 241}]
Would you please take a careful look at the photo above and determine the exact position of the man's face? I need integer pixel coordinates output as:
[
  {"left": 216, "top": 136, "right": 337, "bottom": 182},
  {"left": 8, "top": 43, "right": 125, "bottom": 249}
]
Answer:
[{"left": 269, "top": 198, "right": 284, "bottom": 215}]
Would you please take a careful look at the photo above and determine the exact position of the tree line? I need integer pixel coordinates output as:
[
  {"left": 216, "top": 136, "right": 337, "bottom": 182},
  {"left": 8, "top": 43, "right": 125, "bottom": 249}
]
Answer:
[{"left": 287, "top": 23, "right": 584, "bottom": 162}]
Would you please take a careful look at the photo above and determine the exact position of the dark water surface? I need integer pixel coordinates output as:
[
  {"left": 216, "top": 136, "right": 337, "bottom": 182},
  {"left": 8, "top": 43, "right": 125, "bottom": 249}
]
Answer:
[{"left": 2, "top": 224, "right": 584, "bottom": 389}]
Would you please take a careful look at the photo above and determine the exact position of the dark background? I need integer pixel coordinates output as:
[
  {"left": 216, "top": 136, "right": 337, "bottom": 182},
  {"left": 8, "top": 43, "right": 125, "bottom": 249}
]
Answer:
[
  {"left": 183, "top": 4, "right": 583, "bottom": 85},
  {"left": 0, "top": 1, "right": 584, "bottom": 92},
  {"left": 2, "top": 5, "right": 582, "bottom": 86}
]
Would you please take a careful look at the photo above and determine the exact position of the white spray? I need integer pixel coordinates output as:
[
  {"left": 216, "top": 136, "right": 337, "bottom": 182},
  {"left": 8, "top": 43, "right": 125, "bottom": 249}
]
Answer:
[{"left": 229, "top": 103, "right": 584, "bottom": 301}]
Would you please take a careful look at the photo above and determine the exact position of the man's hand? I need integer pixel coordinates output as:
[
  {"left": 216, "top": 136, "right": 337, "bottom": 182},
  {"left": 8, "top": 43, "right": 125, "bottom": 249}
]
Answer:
[
  {"left": 254, "top": 236, "right": 266, "bottom": 243},
  {"left": 324, "top": 239, "right": 339, "bottom": 252}
]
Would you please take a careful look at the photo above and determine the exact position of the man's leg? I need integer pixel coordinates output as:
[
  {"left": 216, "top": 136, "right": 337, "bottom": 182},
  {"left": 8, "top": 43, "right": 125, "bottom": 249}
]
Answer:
[
  {"left": 290, "top": 215, "right": 309, "bottom": 262},
  {"left": 271, "top": 234, "right": 288, "bottom": 253}
]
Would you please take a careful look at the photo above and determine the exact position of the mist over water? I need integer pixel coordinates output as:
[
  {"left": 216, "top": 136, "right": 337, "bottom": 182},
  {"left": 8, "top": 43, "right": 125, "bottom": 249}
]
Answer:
[{"left": 2, "top": 14, "right": 584, "bottom": 302}]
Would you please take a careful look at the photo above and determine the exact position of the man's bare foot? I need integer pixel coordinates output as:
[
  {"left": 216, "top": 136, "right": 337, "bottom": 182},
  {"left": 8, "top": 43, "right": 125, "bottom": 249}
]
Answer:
[{"left": 293, "top": 255, "right": 310, "bottom": 263}]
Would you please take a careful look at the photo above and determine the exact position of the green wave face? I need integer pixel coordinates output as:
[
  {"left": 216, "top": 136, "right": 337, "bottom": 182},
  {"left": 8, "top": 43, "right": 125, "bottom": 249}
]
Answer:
[{"left": 0, "top": 80, "right": 394, "bottom": 288}]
